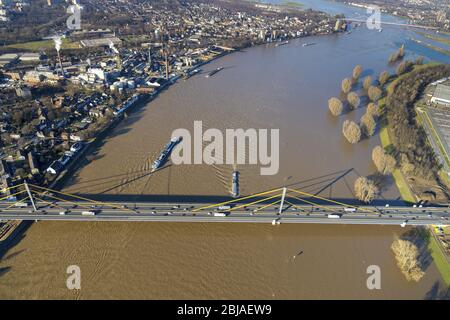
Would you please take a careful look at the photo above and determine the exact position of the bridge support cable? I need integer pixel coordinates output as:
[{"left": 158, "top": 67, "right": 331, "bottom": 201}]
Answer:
[
  {"left": 0, "top": 182, "right": 24, "bottom": 194},
  {"left": 32, "top": 194, "right": 66, "bottom": 211},
  {"left": 284, "top": 200, "right": 305, "bottom": 211},
  {"left": 252, "top": 199, "right": 282, "bottom": 214},
  {"left": 32, "top": 190, "right": 94, "bottom": 211},
  {"left": 0, "top": 189, "right": 27, "bottom": 202},
  {"left": 192, "top": 188, "right": 284, "bottom": 212},
  {"left": 28, "top": 184, "right": 135, "bottom": 213},
  {"left": 287, "top": 188, "right": 378, "bottom": 215},
  {"left": 285, "top": 193, "right": 341, "bottom": 214},
  {"left": 3, "top": 196, "right": 30, "bottom": 211},
  {"left": 228, "top": 193, "right": 284, "bottom": 212}
]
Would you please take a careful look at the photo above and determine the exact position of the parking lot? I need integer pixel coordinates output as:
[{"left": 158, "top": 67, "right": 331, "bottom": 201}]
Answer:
[{"left": 424, "top": 107, "right": 450, "bottom": 167}]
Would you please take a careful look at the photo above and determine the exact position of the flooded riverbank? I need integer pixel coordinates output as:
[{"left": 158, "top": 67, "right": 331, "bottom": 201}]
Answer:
[{"left": 0, "top": 223, "right": 446, "bottom": 299}]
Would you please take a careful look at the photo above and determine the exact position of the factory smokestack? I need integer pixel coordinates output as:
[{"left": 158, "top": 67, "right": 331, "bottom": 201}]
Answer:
[{"left": 53, "top": 36, "right": 65, "bottom": 77}]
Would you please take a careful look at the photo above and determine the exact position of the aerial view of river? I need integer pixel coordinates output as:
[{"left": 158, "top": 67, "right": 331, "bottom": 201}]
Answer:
[{"left": 1, "top": 0, "right": 449, "bottom": 299}]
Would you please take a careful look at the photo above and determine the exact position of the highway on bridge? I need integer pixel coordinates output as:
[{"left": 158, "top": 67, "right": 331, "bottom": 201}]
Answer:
[
  {"left": 0, "top": 201, "right": 449, "bottom": 226},
  {"left": 0, "top": 183, "right": 448, "bottom": 226}
]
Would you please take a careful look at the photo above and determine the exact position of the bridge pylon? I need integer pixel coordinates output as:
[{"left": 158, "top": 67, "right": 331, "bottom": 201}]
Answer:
[
  {"left": 24, "top": 181, "right": 37, "bottom": 212},
  {"left": 279, "top": 187, "right": 287, "bottom": 214}
]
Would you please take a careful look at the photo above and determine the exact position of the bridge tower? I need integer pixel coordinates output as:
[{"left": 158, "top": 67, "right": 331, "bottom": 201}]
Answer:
[
  {"left": 279, "top": 187, "right": 287, "bottom": 214},
  {"left": 24, "top": 181, "right": 37, "bottom": 212}
]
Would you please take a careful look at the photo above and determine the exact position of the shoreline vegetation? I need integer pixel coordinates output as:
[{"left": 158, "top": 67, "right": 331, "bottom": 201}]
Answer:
[
  {"left": 379, "top": 61, "right": 450, "bottom": 288},
  {"left": 327, "top": 46, "right": 450, "bottom": 288}
]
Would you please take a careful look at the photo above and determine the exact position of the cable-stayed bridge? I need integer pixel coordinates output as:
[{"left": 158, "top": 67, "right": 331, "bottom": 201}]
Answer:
[{"left": 0, "top": 183, "right": 448, "bottom": 226}]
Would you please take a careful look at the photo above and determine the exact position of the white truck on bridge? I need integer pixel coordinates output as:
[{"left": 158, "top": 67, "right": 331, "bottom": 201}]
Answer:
[
  {"left": 82, "top": 211, "right": 98, "bottom": 216},
  {"left": 328, "top": 214, "right": 342, "bottom": 219},
  {"left": 214, "top": 212, "right": 229, "bottom": 217}
]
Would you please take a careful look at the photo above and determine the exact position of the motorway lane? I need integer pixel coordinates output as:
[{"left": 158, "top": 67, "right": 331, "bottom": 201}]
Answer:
[{"left": 0, "top": 201, "right": 448, "bottom": 226}]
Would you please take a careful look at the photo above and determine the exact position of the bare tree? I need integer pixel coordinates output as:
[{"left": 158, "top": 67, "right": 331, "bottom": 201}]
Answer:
[
  {"left": 363, "top": 75, "right": 372, "bottom": 91},
  {"left": 352, "top": 64, "right": 363, "bottom": 80},
  {"left": 379, "top": 71, "right": 390, "bottom": 86},
  {"left": 354, "top": 176, "right": 378, "bottom": 203},
  {"left": 343, "top": 120, "right": 361, "bottom": 144},
  {"left": 368, "top": 85, "right": 382, "bottom": 102},
  {"left": 367, "top": 102, "right": 379, "bottom": 118},
  {"left": 396, "top": 60, "right": 412, "bottom": 75},
  {"left": 341, "top": 78, "right": 352, "bottom": 94},
  {"left": 372, "top": 146, "right": 386, "bottom": 172},
  {"left": 328, "top": 97, "right": 343, "bottom": 116},
  {"left": 372, "top": 145, "right": 396, "bottom": 174},
  {"left": 361, "top": 113, "right": 376, "bottom": 137},
  {"left": 415, "top": 56, "right": 424, "bottom": 65},
  {"left": 347, "top": 92, "right": 360, "bottom": 109},
  {"left": 389, "top": 44, "right": 405, "bottom": 63},
  {"left": 391, "top": 238, "right": 425, "bottom": 282}
]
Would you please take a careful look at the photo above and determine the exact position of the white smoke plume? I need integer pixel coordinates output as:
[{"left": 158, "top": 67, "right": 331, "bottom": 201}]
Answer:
[
  {"left": 53, "top": 36, "right": 62, "bottom": 53},
  {"left": 109, "top": 40, "right": 119, "bottom": 54}
]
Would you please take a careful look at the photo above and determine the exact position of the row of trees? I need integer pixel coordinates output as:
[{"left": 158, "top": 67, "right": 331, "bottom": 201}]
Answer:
[
  {"left": 327, "top": 47, "right": 429, "bottom": 204},
  {"left": 388, "top": 44, "right": 405, "bottom": 63},
  {"left": 347, "top": 47, "right": 427, "bottom": 202},
  {"left": 328, "top": 65, "right": 385, "bottom": 146},
  {"left": 386, "top": 64, "right": 450, "bottom": 179},
  {"left": 327, "top": 65, "right": 388, "bottom": 202}
]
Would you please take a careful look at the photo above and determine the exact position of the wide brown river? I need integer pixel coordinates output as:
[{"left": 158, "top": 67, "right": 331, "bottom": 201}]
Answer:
[{"left": 1, "top": 1, "right": 450, "bottom": 299}]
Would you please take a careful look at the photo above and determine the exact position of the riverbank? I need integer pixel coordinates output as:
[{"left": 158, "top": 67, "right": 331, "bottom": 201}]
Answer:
[
  {"left": 381, "top": 123, "right": 449, "bottom": 288},
  {"left": 379, "top": 63, "right": 450, "bottom": 288},
  {"left": 410, "top": 38, "right": 450, "bottom": 57},
  {"left": 0, "top": 28, "right": 347, "bottom": 248}
]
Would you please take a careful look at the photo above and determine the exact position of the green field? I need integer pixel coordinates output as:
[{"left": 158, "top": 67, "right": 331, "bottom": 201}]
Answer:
[
  {"left": 428, "top": 231, "right": 450, "bottom": 287},
  {"left": 379, "top": 127, "right": 416, "bottom": 203},
  {"left": 416, "top": 31, "right": 450, "bottom": 46},
  {"left": 4, "top": 38, "right": 80, "bottom": 51},
  {"left": 411, "top": 38, "right": 450, "bottom": 56}
]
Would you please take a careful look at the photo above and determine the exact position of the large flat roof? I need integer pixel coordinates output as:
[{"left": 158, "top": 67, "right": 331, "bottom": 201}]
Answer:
[
  {"left": 80, "top": 37, "right": 122, "bottom": 48},
  {"left": 433, "top": 84, "right": 450, "bottom": 103}
]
